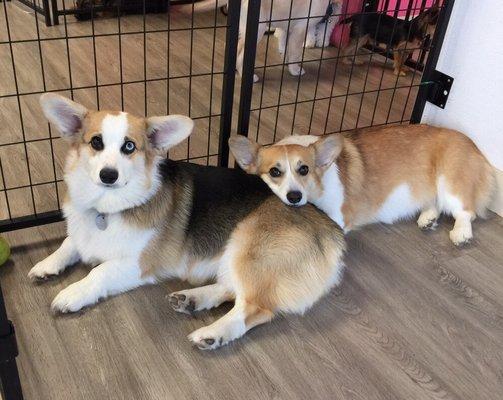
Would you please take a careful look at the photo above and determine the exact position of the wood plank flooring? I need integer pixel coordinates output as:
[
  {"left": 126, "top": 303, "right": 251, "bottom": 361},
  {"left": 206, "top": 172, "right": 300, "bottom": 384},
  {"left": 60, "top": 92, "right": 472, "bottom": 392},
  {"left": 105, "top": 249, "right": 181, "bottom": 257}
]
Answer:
[{"left": 1, "top": 214, "right": 502, "bottom": 400}]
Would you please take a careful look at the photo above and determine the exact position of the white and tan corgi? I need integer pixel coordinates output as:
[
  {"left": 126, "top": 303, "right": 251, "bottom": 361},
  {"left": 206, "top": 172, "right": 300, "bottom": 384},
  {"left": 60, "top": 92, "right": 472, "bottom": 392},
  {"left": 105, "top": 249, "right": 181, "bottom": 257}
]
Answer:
[
  {"left": 229, "top": 124, "right": 495, "bottom": 246},
  {"left": 29, "top": 93, "right": 345, "bottom": 350}
]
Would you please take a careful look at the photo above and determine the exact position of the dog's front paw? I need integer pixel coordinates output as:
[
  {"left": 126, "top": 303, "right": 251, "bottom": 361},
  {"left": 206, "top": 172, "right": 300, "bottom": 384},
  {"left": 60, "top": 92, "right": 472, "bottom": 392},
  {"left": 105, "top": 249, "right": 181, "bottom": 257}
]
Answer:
[
  {"left": 169, "top": 292, "right": 196, "bottom": 315},
  {"left": 51, "top": 281, "right": 100, "bottom": 313},
  {"left": 188, "top": 327, "right": 225, "bottom": 350},
  {"left": 28, "top": 259, "right": 62, "bottom": 282},
  {"left": 449, "top": 228, "right": 472, "bottom": 247}
]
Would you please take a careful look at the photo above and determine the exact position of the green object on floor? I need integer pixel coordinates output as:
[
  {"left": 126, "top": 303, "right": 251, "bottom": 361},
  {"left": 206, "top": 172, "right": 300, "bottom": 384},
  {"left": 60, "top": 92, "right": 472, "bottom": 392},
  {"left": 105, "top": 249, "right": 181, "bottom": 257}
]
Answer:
[{"left": 0, "top": 236, "right": 10, "bottom": 266}]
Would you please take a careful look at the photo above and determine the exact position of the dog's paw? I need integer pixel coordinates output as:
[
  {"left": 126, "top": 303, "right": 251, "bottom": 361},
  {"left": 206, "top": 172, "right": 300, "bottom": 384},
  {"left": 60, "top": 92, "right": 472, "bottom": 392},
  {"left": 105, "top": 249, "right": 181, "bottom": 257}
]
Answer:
[
  {"left": 288, "top": 64, "right": 306, "bottom": 77},
  {"left": 169, "top": 292, "right": 196, "bottom": 315},
  {"left": 253, "top": 73, "right": 259, "bottom": 83},
  {"left": 449, "top": 228, "right": 473, "bottom": 247},
  {"left": 394, "top": 69, "right": 407, "bottom": 77},
  {"left": 51, "top": 281, "right": 99, "bottom": 313},
  {"left": 28, "top": 259, "right": 61, "bottom": 282},
  {"left": 417, "top": 211, "right": 439, "bottom": 231},
  {"left": 418, "top": 219, "right": 438, "bottom": 230},
  {"left": 188, "top": 327, "right": 225, "bottom": 350}
]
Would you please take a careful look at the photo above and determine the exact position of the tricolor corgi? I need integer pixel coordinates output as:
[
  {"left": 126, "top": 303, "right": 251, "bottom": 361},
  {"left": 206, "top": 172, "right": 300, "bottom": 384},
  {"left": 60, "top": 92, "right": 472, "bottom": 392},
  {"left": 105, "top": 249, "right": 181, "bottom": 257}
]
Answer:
[
  {"left": 229, "top": 124, "right": 495, "bottom": 246},
  {"left": 29, "top": 93, "right": 345, "bottom": 350}
]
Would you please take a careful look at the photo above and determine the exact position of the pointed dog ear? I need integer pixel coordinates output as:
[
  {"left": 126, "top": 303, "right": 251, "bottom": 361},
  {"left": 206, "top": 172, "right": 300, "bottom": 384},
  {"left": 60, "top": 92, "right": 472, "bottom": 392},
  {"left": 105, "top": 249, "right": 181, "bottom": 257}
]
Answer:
[
  {"left": 228, "top": 136, "right": 261, "bottom": 174},
  {"left": 146, "top": 115, "right": 194, "bottom": 151},
  {"left": 313, "top": 134, "right": 342, "bottom": 168},
  {"left": 39, "top": 93, "right": 88, "bottom": 140}
]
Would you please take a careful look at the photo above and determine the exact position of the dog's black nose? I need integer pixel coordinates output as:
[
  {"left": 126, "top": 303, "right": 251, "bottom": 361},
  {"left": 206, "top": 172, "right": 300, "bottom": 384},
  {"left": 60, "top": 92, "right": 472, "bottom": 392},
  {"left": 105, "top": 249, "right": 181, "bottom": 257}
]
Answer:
[
  {"left": 99, "top": 168, "right": 118, "bottom": 184},
  {"left": 286, "top": 191, "right": 302, "bottom": 204}
]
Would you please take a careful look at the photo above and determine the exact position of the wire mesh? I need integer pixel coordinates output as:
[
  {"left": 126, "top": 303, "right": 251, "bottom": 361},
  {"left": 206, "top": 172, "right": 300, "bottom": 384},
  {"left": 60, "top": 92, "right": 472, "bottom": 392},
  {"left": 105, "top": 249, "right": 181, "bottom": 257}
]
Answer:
[{"left": 0, "top": 0, "right": 448, "bottom": 231}]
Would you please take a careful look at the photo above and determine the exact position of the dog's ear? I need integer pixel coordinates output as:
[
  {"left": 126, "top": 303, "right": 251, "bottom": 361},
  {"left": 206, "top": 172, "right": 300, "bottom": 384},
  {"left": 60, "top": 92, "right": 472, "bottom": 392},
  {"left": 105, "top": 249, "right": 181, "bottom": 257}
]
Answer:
[
  {"left": 40, "top": 93, "right": 88, "bottom": 140},
  {"left": 313, "top": 134, "right": 342, "bottom": 168},
  {"left": 228, "top": 136, "right": 260, "bottom": 174},
  {"left": 146, "top": 115, "right": 194, "bottom": 151}
]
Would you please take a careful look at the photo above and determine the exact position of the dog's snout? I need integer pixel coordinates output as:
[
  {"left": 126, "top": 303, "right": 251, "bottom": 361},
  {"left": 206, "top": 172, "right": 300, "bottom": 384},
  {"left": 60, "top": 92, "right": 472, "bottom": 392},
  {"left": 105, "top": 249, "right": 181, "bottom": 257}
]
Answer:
[
  {"left": 99, "top": 168, "right": 118, "bottom": 185},
  {"left": 286, "top": 191, "right": 302, "bottom": 204}
]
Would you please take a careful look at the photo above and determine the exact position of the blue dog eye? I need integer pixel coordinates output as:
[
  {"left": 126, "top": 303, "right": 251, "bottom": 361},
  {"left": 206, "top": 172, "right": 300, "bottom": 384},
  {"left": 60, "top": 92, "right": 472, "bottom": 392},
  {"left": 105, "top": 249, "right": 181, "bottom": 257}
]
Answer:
[{"left": 121, "top": 141, "right": 136, "bottom": 154}]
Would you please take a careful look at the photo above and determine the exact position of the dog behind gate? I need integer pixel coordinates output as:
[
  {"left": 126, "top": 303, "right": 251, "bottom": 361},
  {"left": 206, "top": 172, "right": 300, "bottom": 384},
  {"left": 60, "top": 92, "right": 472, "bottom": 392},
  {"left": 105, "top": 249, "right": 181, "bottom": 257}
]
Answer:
[
  {"left": 29, "top": 93, "right": 345, "bottom": 350},
  {"left": 174, "top": 0, "right": 342, "bottom": 82}
]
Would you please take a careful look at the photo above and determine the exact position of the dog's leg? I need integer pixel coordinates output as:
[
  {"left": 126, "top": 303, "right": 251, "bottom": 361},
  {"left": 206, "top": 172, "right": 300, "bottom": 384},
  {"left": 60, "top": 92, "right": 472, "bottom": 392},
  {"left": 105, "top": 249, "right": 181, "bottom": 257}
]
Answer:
[
  {"left": 417, "top": 206, "right": 439, "bottom": 230},
  {"left": 286, "top": 23, "right": 310, "bottom": 76},
  {"left": 305, "top": 23, "right": 317, "bottom": 48},
  {"left": 393, "top": 42, "right": 408, "bottom": 76},
  {"left": 237, "top": 22, "right": 267, "bottom": 83},
  {"left": 315, "top": 18, "right": 336, "bottom": 48},
  {"left": 51, "top": 258, "right": 155, "bottom": 313},
  {"left": 449, "top": 210, "right": 474, "bottom": 246},
  {"left": 274, "top": 28, "right": 286, "bottom": 55},
  {"left": 342, "top": 35, "right": 368, "bottom": 65},
  {"left": 28, "top": 237, "right": 80, "bottom": 281},
  {"left": 188, "top": 299, "right": 273, "bottom": 350},
  {"left": 169, "top": 283, "right": 235, "bottom": 314}
]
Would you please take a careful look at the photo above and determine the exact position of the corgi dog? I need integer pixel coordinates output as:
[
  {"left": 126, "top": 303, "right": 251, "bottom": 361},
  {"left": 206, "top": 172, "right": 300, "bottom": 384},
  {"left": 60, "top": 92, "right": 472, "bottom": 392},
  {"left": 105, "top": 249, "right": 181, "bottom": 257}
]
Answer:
[
  {"left": 174, "top": 0, "right": 342, "bottom": 82},
  {"left": 29, "top": 93, "right": 345, "bottom": 350},
  {"left": 229, "top": 124, "right": 495, "bottom": 246}
]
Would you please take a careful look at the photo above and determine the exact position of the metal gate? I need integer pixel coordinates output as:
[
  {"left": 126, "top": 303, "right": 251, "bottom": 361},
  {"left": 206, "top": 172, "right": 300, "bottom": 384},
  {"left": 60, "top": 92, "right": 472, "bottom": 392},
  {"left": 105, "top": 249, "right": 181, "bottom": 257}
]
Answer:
[{"left": 0, "top": 0, "right": 454, "bottom": 398}]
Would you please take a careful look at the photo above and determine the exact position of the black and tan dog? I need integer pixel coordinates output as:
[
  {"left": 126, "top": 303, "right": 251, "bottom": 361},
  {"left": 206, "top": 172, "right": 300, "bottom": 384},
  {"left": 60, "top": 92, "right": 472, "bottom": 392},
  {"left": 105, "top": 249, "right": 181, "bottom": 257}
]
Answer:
[{"left": 340, "top": 5, "right": 439, "bottom": 75}]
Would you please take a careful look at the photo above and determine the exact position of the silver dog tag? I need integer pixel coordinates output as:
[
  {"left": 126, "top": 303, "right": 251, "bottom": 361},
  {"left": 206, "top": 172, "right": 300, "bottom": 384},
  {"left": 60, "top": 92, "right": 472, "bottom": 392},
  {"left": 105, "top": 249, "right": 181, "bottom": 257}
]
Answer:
[{"left": 95, "top": 213, "right": 108, "bottom": 231}]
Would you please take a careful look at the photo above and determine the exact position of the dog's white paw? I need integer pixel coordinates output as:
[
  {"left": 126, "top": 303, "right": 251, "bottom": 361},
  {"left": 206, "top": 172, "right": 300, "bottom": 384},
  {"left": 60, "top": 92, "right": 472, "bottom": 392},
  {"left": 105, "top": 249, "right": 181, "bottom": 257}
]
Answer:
[
  {"left": 288, "top": 64, "right": 306, "bottom": 77},
  {"left": 51, "top": 280, "right": 100, "bottom": 313},
  {"left": 28, "top": 259, "right": 62, "bottom": 281},
  {"left": 417, "top": 210, "right": 439, "bottom": 230},
  {"left": 188, "top": 326, "right": 228, "bottom": 350},
  {"left": 253, "top": 73, "right": 259, "bottom": 83},
  {"left": 449, "top": 227, "right": 473, "bottom": 246}
]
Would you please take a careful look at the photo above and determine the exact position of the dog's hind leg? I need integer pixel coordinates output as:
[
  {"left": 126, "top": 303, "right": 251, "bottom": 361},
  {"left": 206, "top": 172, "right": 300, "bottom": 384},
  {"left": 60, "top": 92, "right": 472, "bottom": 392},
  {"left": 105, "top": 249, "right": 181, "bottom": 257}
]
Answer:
[
  {"left": 237, "top": 22, "right": 267, "bottom": 83},
  {"left": 286, "top": 23, "right": 310, "bottom": 76},
  {"left": 169, "top": 283, "right": 235, "bottom": 315},
  {"left": 342, "top": 34, "right": 369, "bottom": 65},
  {"left": 188, "top": 299, "right": 274, "bottom": 350},
  {"left": 274, "top": 28, "right": 286, "bottom": 55},
  {"left": 51, "top": 258, "right": 156, "bottom": 313},
  {"left": 28, "top": 237, "right": 80, "bottom": 281}
]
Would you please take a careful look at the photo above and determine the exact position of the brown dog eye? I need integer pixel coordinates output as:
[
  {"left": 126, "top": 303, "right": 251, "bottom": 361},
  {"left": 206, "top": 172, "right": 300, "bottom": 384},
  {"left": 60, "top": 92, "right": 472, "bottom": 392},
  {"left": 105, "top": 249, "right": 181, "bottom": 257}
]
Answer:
[
  {"left": 269, "top": 167, "right": 282, "bottom": 178},
  {"left": 298, "top": 165, "right": 309, "bottom": 176},
  {"left": 90, "top": 135, "right": 104, "bottom": 151}
]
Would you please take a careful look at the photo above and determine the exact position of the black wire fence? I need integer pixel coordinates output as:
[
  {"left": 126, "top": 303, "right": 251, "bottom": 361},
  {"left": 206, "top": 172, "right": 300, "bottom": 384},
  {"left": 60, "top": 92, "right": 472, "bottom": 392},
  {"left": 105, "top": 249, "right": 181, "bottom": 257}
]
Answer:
[{"left": 0, "top": 0, "right": 452, "bottom": 233}]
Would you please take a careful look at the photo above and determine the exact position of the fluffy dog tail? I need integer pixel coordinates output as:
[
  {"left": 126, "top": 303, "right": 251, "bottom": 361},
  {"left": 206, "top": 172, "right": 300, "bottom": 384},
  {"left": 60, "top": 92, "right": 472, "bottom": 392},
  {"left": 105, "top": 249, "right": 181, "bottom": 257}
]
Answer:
[{"left": 173, "top": 0, "right": 227, "bottom": 14}]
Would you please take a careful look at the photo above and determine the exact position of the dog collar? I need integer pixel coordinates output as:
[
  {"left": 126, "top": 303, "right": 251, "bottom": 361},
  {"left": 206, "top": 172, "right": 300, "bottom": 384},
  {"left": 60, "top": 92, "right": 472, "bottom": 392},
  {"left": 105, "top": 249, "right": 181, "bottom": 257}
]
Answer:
[
  {"left": 320, "top": 2, "right": 334, "bottom": 24},
  {"left": 95, "top": 212, "right": 108, "bottom": 231}
]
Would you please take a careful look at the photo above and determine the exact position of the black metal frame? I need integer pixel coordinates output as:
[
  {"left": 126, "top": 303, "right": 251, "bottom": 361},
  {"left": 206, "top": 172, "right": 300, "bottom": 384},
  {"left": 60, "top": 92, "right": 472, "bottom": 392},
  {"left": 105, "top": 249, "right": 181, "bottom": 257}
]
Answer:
[{"left": 0, "top": 0, "right": 454, "bottom": 398}]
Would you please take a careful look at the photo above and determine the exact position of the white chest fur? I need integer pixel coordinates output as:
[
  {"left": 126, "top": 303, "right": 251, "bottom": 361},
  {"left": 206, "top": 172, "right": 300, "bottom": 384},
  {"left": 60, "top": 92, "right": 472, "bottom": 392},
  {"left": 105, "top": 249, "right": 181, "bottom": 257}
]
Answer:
[
  {"left": 312, "top": 164, "right": 346, "bottom": 230},
  {"left": 64, "top": 204, "right": 155, "bottom": 264}
]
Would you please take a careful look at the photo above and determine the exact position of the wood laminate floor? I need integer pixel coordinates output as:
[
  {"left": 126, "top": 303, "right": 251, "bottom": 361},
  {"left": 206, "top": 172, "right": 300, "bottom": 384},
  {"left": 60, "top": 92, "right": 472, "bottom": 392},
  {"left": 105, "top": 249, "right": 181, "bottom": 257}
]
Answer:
[{"left": 2, "top": 214, "right": 503, "bottom": 400}]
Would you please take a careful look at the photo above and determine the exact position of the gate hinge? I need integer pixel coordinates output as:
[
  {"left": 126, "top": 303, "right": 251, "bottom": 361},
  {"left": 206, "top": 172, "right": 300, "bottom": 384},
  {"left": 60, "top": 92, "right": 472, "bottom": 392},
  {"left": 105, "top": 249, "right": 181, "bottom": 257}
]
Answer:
[
  {"left": 0, "top": 321, "right": 19, "bottom": 363},
  {"left": 424, "top": 70, "right": 454, "bottom": 109}
]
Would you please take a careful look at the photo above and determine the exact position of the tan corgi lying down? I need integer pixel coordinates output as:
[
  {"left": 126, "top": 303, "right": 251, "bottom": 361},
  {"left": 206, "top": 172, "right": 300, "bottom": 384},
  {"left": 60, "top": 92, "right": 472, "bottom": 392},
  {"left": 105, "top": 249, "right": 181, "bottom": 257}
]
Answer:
[{"left": 229, "top": 124, "right": 495, "bottom": 246}]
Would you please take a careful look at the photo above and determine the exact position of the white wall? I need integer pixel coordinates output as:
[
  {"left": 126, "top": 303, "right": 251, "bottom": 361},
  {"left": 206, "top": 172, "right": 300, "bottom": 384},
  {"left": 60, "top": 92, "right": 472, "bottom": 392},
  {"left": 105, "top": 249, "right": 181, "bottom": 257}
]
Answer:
[{"left": 421, "top": 0, "right": 503, "bottom": 216}]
